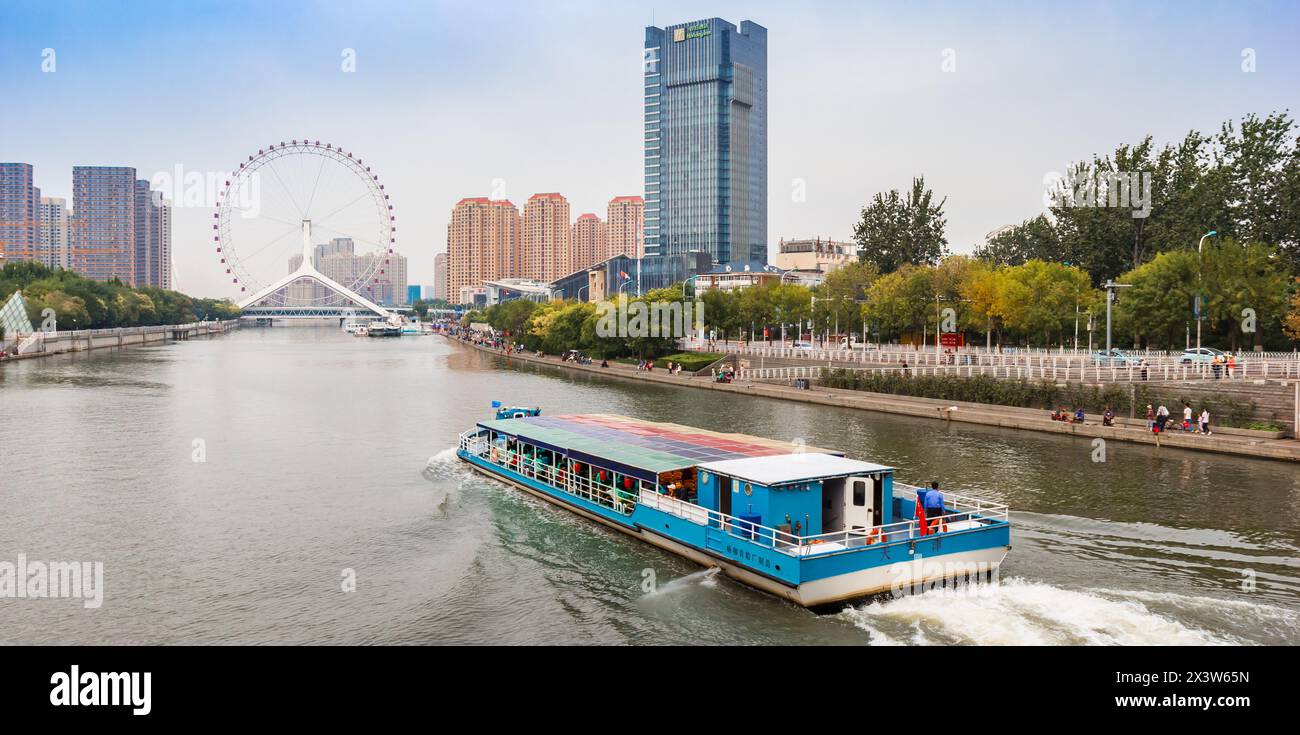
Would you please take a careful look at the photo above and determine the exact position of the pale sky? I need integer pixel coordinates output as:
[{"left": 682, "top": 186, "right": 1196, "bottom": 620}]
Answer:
[{"left": 3, "top": 0, "right": 1297, "bottom": 298}]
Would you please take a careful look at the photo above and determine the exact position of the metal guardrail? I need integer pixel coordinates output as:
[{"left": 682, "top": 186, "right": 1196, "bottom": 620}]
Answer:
[
  {"left": 682, "top": 339, "right": 1300, "bottom": 361},
  {"left": 8, "top": 319, "right": 240, "bottom": 340},
  {"left": 737, "top": 360, "right": 1300, "bottom": 384}
]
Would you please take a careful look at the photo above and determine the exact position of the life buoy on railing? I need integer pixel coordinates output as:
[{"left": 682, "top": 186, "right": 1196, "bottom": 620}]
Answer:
[{"left": 865, "top": 527, "right": 882, "bottom": 545}]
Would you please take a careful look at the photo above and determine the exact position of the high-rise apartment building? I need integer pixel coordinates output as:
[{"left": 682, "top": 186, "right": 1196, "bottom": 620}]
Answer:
[
  {"left": 571, "top": 213, "right": 607, "bottom": 272},
  {"left": 132, "top": 179, "right": 172, "bottom": 288},
  {"left": 606, "top": 195, "right": 644, "bottom": 260},
  {"left": 72, "top": 166, "right": 137, "bottom": 283},
  {"left": 0, "top": 163, "right": 40, "bottom": 265},
  {"left": 521, "top": 192, "right": 570, "bottom": 282},
  {"left": 39, "top": 196, "right": 71, "bottom": 269},
  {"left": 373, "top": 250, "right": 408, "bottom": 306},
  {"left": 644, "top": 18, "right": 767, "bottom": 265},
  {"left": 433, "top": 252, "right": 447, "bottom": 301},
  {"left": 286, "top": 236, "right": 405, "bottom": 306},
  {"left": 447, "top": 197, "right": 521, "bottom": 305}
]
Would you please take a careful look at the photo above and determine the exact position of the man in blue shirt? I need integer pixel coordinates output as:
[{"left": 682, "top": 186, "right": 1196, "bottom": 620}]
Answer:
[{"left": 924, "top": 481, "right": 945, "bottom": 532}]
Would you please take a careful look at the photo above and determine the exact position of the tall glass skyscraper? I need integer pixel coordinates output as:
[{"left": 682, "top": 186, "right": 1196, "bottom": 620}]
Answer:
[{"left": 644, "top": 18, "right": 767, "bottom": 266}]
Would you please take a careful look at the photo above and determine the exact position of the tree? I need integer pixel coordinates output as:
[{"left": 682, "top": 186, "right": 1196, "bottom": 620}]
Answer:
[
  {"left": 767, "top": 283, "right": 811, "bottom": 340},
  {"left": 812, "top": 261, "right": 877, "bottom": 340},
  {"left": 861, "top": 264, "right": 935, "bottom": 341},
  {"left": 852, "top": 176, "right": 948, "bottom": 274},
  {"left": 996, "top": 260, "right": 1093, "bottom": 347},
  {"left": 1112, "top": 250, "right": 1199, "bottom": 350},
  {"left": 1200, "top": 239, "right": 1291, "bottom": 351},
  {"left": 486, "top": 299, "right": 539, "bottom": 341},
  {"left": 973, "top": 215, "right": 1062, "bottom": 266},
  {"left": 1283, "top": 279, "right": 1300, "bottom": 342},
  {"left": 959, "top": 261, "right": 1008, "bottom": 349},
  {"left": 699, "top": 287, "right": 739, "bottom": 342}
]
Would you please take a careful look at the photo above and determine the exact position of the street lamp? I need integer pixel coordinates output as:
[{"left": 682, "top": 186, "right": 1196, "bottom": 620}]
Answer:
[
  {"left": 1196, "top": 230, "right": 1218, "bottom": 360},
  {"left": 1103, "top": 280, "right": 1133, "bottom": 360},
  {"left": 682, "top": 274, "right": 701, "bottom": 300}
]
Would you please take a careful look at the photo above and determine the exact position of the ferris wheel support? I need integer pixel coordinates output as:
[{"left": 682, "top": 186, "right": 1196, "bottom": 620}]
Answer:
[{"left": 236, "top": 218, "right": 390, "bottom": 317}]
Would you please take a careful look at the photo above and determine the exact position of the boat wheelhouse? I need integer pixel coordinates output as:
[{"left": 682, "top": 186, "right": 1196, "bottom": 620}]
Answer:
[{"left": 458, "top": 412, "right": 1010, "bottom": 610}]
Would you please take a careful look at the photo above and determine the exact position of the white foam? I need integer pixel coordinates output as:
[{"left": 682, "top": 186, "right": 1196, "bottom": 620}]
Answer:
[
  {"left": 842, "top": 577, "right": 1245, "bottom": 646},
  {"left": 642, "top": 567, "right": 720, "bottom": 599},
  {"left": 426, "top": 447, "right": 459, "bottom": 466}
]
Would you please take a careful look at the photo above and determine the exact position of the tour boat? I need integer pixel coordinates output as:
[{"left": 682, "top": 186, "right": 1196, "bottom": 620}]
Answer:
[
  {"left": 457, "top": 407, "right": 1011, "bottom": 611},
  {"left": 366, "top": 323, "right": 402, "bottom": 338}
]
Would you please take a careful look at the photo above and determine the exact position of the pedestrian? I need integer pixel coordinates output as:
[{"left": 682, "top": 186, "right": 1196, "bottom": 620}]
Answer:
[
  {"left": 1182, "top": 402, "right": 1193, "bottom": 431},
  {"left": 1228, "top": 353, "right": 1236, "bottom": 378},
  {"left": 1156, "top": 404, "right": 1170, "bottom": 432},
  {"left": 1145, "top": 404, "right": 1155, "bottom": 432},
  {"left": 1200, "top": 408, "right": 1211, "bottom": 435}
]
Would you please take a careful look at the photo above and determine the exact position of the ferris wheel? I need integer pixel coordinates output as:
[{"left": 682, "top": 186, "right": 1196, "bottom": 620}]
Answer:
[{"left": 214, "top": 140, "right": 396, "bottom": 311}]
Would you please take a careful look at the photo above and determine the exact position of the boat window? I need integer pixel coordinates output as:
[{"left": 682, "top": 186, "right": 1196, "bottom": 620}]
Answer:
[{"left": 852, "top": 478, "right": 866, "bottom": 507}]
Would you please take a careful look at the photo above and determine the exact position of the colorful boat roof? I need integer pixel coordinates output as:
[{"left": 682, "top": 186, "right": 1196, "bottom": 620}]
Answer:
[{"left": 478, "top": 413, "right": 841, "bottom": 477}]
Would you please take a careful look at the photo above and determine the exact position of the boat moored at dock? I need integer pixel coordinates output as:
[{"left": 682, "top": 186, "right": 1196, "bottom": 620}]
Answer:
[{"left": 457, "top": 410, "right": 1011, "bottom": 611}]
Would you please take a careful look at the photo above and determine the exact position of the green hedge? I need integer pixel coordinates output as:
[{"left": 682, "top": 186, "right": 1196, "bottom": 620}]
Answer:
[
  {"left": 820, "top": 370, "right": 1260, "bottom": 427},
  {"left": 657, "top": 352, "right": 724, "bottom": 372}
]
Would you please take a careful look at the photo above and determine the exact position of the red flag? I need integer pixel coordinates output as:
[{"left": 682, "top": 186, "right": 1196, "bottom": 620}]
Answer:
[{"left": 915, "top": 497, "right": 929, "bottom": 536}]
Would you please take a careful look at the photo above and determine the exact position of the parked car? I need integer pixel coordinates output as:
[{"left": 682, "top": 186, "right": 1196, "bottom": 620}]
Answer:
[
  {"left": 1178, "top": 347, "right": 1227, "bottom": 364},
  {"left": 791, "top": 340, "right": 814, "bottom": 351},
  {"left": 1091, "top": 348, "right": 1140, "bottom": 366}
]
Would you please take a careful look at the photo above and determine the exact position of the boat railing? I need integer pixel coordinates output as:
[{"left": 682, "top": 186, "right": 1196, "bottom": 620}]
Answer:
[
  {"left": 789, "top": 507, "right": 1000, "bottom": 552},
  {"left": 459, "top": 430, "right": 637, "bottom": 515},
  {"left": 636, "top": 490, "right": 805, "bottom": 548},
  {"left": 894, "top": 482, "right": 1010, "bottom": 523},
  {"left": 637, "top": 481, "right": 1008, "bottom": 555}
]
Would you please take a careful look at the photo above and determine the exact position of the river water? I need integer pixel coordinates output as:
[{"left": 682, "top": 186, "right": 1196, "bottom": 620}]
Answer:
[{"left": 1, "top": 326, "right": 1297, "bottom": 645}]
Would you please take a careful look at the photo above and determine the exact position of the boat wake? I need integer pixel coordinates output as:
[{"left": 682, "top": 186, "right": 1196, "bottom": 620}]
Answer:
[
  {"left": 422, "top": 447, "right": 461, "bottom": 479},
  {"left": 641, "top": 567, "right": 721, "bottom": 600},
  {"left": 840, "top": 577, "right": 1294, "bottom": 646}
]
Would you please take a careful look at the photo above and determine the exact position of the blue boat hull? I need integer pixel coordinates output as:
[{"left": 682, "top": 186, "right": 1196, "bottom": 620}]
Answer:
[{"left": 458, "top": 449, "right": 1011, "bottom": 610}]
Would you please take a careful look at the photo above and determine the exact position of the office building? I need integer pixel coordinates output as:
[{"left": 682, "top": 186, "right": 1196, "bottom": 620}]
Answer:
[
  {"left": 771, "top": 237, "right": 855, "bottom": 274},
  {"left": 643, "top": 18, "right": 767, "bottom": 265}
]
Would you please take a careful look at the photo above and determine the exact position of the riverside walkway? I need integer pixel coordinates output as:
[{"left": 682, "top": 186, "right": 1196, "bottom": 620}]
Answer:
[
  {"left": 0, "top": 320, "right": 241, "bottom": 362},
  {"left": 448, "top": 335, "right": 1300, "bottom": 464}
]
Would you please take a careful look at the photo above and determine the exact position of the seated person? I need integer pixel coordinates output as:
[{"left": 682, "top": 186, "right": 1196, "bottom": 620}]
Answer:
[
  {"left": 1102, "top": 408, "right": 1115, "bottom": 427},
  {"left": 1072, "top": 408, "right": 1085, "bottom": 424}
]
